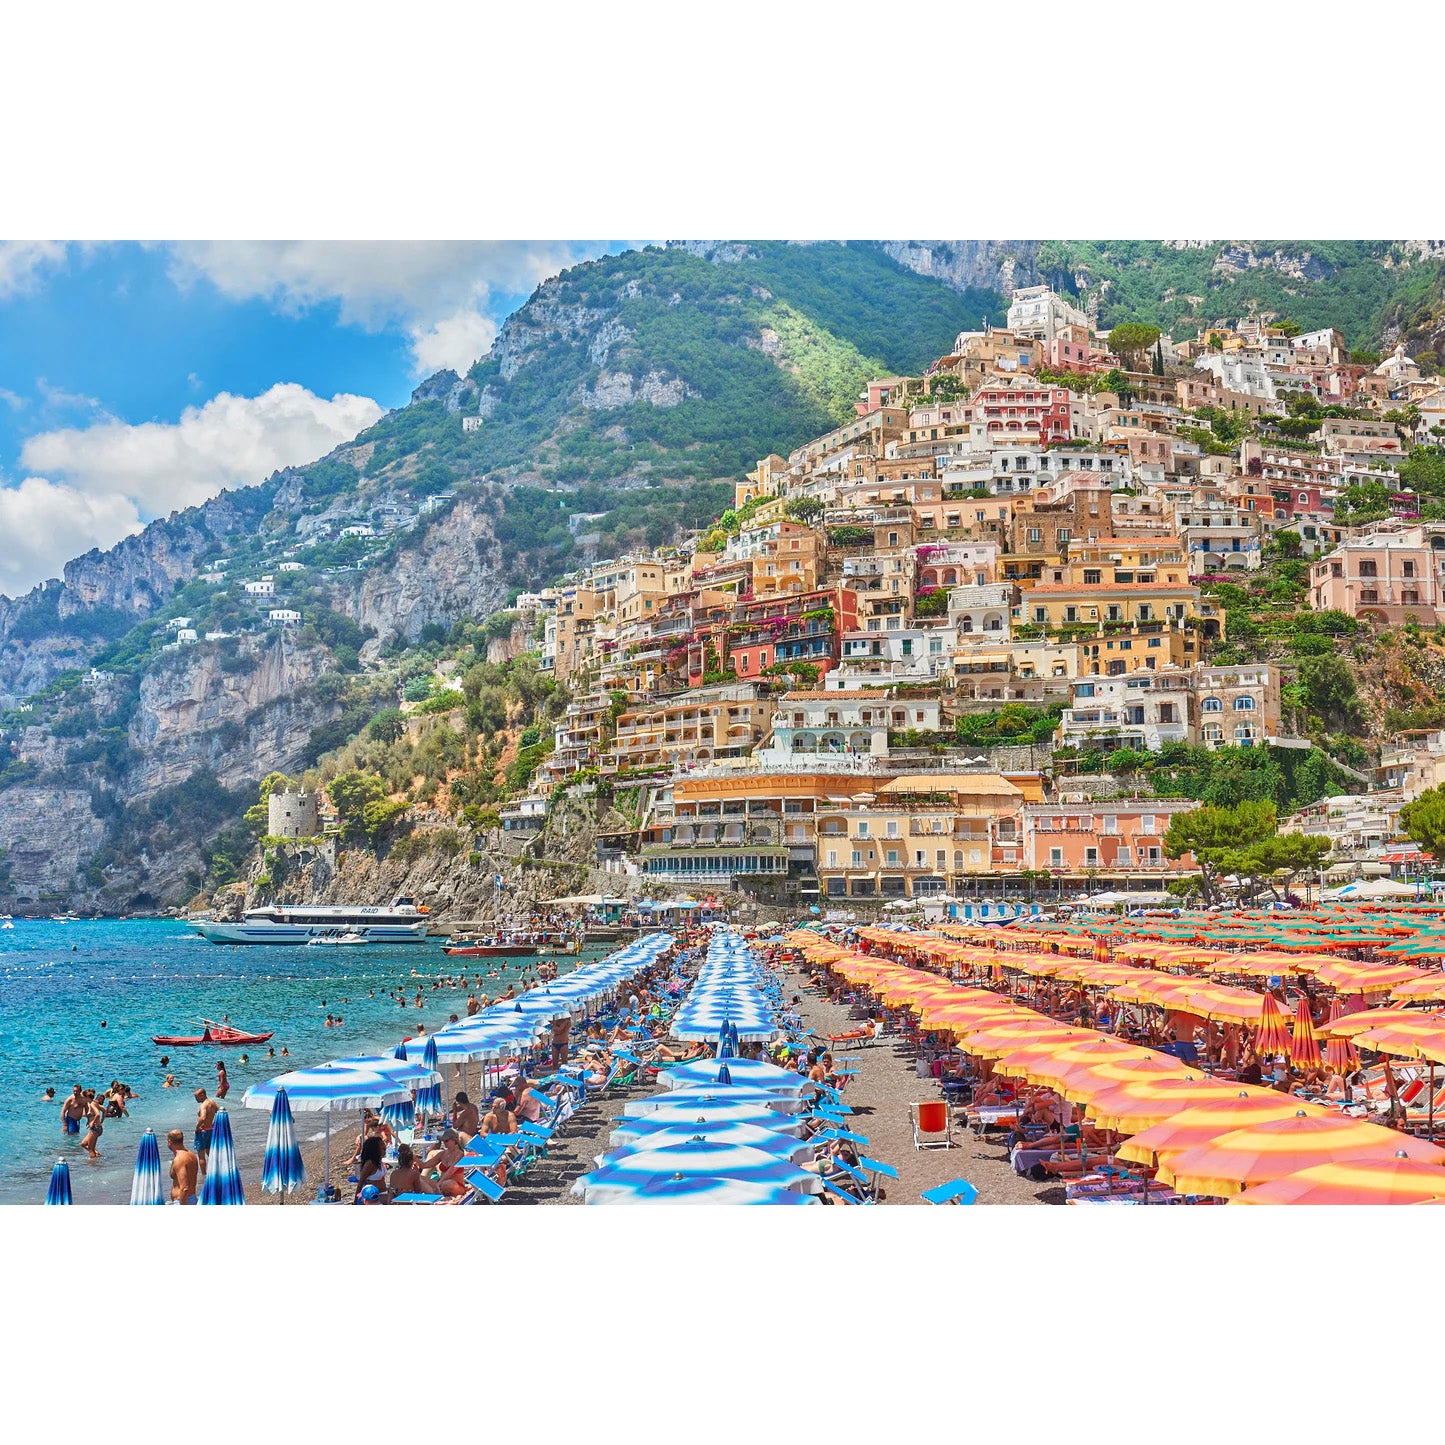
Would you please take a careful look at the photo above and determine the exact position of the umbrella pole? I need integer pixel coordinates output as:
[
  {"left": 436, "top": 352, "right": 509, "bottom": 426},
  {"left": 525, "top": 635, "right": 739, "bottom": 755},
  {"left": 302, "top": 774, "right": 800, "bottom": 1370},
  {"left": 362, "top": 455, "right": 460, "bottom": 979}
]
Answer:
[
  {"left": 1431, "top": 1060, "right": 1436, "bottom": 1144},
  {"left": 323, "top": 1113, "right": 331, "bottom": 1200}
]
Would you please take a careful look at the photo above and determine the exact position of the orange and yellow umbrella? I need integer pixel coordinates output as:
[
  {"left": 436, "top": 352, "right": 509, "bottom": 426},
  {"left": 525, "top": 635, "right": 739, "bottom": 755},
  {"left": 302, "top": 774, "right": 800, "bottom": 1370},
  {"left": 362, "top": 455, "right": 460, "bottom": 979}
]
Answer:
[
  {"left": 1229, "top": 1152, "right": 1445, "bottom": 1205},
  {"left": 1156, "top": 1112, "right": 1445, "bottom": 1197},
  {"left": 1255, "top": 993, "right": 1292, "bottom": 1056},
  {"left": 1322, "top": 1006, "right": 1431, "bottom": 1039},
  {"left": 1114, "top": 1094, "right": 1327, "bottom": 1168},
  {"left": 1289, "top": 998, "right": 1322, "bottom": 1070},
  {"left": 1323, "top": 998, "right": 1357, "bottom": 1073},
  {"left": 1391, "top": 973, "right": 1445, "bottom": 1003},
  {"left": 1086, "top": 1077, "right": 1247, "bottom": 1133}
]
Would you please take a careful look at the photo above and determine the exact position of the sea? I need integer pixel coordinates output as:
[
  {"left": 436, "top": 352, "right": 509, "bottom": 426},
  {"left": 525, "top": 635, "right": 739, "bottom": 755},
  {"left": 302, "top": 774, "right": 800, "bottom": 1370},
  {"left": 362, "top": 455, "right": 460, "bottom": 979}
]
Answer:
[{"left": 0, "top": 917, "right": 615, "bottom": 1205}]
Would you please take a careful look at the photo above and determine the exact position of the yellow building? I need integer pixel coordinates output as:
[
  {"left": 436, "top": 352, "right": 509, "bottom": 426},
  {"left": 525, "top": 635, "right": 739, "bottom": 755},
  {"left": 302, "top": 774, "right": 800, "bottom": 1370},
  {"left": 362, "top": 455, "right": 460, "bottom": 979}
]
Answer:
[{"left": 735, "top": 454, "right": 789, "bottom": 510}]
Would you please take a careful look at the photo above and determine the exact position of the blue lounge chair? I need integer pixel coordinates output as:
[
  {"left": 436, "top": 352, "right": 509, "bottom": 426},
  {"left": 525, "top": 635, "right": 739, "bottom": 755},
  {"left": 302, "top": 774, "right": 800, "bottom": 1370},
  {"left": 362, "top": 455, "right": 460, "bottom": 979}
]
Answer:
[{"left": 920, "top": 1179, "right": 979, "bottom": 1206}]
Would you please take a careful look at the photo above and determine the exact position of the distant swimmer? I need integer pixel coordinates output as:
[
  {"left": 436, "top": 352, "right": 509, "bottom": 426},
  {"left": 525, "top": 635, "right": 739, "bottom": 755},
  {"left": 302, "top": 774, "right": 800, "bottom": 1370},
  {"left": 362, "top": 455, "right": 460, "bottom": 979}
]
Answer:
[
  {"left": 42, "top": 1086, "right": 55, "bottom": 1103},
  {"left": 163, "top": 1074, "right": 177, "bottom": 1088}
]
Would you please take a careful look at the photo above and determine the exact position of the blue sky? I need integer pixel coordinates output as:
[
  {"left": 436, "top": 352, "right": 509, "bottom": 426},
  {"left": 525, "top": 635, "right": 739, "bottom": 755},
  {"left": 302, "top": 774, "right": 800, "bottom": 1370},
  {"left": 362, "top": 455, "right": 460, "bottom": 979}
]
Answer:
[{"left": 0, "top": 240, "right": 633, "bottom": 597}]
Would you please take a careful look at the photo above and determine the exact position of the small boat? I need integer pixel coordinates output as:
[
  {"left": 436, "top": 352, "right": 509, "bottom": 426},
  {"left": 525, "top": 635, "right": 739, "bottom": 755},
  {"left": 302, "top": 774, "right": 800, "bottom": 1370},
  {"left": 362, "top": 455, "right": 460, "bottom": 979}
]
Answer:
[
  {"left": 307, "top": 930, "right": 367, "bottom": 947},
  {"left": 443, "top": 932, "right": 572, "bottom": 958},
  {"left": 152, "top": 1020, "right": 274, "bottom": 1047}
]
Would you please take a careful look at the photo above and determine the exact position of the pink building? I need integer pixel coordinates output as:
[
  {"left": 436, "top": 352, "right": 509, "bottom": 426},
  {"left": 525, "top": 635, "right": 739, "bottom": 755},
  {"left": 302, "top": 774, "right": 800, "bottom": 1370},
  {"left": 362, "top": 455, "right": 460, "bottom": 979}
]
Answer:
[
  {"left": 1308, "top": 524, "right": 1445, "bottom": 625},
  {"left": 1021, "top": 800, "right": 1198, "bottom": 882}
]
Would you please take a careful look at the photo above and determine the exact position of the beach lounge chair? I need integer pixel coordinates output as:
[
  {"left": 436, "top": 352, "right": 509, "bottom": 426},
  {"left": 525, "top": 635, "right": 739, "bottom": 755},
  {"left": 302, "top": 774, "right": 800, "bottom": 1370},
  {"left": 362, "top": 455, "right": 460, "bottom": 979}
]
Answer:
[
  {"left": 462, "top": 1170, "right": 508, "bottom": 1203},
  {"left": 921, "top": 1179, "right": 978, "bottom": 1206},
  {"left": 911, "top": 1098, "right": 954, "bottom": 1150}
]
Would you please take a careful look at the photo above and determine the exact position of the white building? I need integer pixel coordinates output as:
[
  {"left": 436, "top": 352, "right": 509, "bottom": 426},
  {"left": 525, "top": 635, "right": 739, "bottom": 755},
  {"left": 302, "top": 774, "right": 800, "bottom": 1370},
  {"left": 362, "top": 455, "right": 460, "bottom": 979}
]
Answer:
[
  {"left": 1007, "top": 285, "right": 1089, "bottom": 343},
  {"left": 834, "top": 626, "right": 957, "bottom": 684},
  {"left": 267, "top": 609, "right": 301, "bottom": 627},
  {"left": 757, "top": 689, "right": 943, "bottom": 764},
  {"left": 244, "top": 578, "right": 276, "bottom": 596},
  {"left": 277, "top": 561, "right": 304, "bottom": 573},
  {"left": 948, "top": 583, "right": 1013, "bottom": 639}
]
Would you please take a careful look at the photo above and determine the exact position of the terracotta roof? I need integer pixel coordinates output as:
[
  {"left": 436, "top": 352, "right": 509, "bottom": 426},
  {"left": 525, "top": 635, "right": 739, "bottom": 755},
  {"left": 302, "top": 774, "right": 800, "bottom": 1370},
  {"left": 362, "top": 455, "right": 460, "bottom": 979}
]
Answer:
[{"left": 878, "top": 774, "right": 1024, "bottom": 797}]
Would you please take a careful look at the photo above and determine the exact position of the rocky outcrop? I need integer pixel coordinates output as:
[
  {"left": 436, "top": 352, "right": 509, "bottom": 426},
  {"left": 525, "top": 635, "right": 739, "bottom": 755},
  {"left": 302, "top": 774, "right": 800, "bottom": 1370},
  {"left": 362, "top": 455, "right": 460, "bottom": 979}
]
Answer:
[
  {"left": 0, "top": 786, "right": 107, "bottom": 903},
  {"left": 126, "top": 637, "right": 338, "bottom": 796},
  {"left": 346, "top": 495, "right": 508, "bottom": 642},
  {"left": 581, "top": 370, "right": 695, "bottom": 411},
  {"left": 881, "top": 240, "right": 1041, "bottom": 295}
]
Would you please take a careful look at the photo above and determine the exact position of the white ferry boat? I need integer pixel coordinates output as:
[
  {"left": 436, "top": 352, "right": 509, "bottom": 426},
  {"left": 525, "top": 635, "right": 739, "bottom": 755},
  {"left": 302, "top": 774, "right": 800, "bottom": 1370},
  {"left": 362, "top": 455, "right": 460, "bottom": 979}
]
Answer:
[{"left": 192, "top": 895, "right": 432, "bottom": 945}]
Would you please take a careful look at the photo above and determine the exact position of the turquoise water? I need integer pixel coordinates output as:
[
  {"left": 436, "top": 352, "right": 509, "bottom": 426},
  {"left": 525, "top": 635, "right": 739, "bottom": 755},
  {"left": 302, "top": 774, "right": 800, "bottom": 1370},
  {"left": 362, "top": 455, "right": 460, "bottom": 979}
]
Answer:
[{"left": 0, "top": 918, "right": 608, "bottom": 1205}]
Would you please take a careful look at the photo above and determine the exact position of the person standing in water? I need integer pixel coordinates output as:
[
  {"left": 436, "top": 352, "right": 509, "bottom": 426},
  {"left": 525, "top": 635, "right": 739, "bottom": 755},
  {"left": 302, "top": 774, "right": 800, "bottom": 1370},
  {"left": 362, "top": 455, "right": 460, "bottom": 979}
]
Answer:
[
  {"left": 167, "top": 1130, "right": 198, "bottom": 1204},
  {"left": 193, "top": 1089, "right": 219, "bottom": 1172},
  {"left": 60, "top": 1085, "right": 84, "bottom": 1137},
  {"left": 215, "top": 1060, "right": 230, "bottom": 1099}
]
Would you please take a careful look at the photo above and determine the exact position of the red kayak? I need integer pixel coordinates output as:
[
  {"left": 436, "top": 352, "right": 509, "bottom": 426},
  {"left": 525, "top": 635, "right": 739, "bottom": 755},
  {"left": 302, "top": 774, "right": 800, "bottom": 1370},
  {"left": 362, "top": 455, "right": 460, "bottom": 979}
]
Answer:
[{"left": 152, "top": 1023, "right": 274, "bottom": 1047}]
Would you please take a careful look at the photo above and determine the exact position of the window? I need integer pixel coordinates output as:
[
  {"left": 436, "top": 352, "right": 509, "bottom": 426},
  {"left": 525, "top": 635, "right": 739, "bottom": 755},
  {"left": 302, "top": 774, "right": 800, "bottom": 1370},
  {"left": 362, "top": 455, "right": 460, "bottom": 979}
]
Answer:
[
  {"left": 886, "top": 820, "right": 898, "bottom": 838},
  {"left": 1085, "top": 847, "right": 1099, "bottom": 866},
  {"left": 886, "top": 850, "right": 900, "bottom": 866},
  {"left": 1083, "top": 569, "right": 1102, "bottom": 585},
  {"left": 1049, "top": 847, "right": 1063, "bottom": 867},
  {"left": 857, "top": 822, "right": 869, "bottom": 838},
  {"left": 1234, "top": 696, "right": 1256, "bottom": 711},
  {"left": 851, "top": 850, "right": 862, "bottom": 867},
  {"left": 1360, "top": 559, "right": 1377, "bottom": 578}
]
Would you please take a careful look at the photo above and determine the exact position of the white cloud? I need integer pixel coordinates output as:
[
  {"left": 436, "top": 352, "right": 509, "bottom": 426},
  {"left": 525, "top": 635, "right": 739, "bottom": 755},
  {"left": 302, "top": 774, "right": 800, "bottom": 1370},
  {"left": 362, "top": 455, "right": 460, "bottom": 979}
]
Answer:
[
  {"left": 162, "top": 241, "right": 607, "bottom": 375},
  {"left": 19, "top": 382, "right": 384, "bottom": 516},
  {"left": 0, "top": 241, "right": 68, "bottom": 300},
  {"left": 0, "top": 478, "right": 143, "bottom": 596},
  {"left": 408, "top": 307, "right": 499, "bottom": 376}
]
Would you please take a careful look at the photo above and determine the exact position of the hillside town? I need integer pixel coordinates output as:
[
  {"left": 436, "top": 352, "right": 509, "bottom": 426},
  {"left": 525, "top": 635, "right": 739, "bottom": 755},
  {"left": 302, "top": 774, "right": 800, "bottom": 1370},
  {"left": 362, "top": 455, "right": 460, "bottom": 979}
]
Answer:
[{"left": 389, "top": 288, "right": 1445, "bottom": 915}]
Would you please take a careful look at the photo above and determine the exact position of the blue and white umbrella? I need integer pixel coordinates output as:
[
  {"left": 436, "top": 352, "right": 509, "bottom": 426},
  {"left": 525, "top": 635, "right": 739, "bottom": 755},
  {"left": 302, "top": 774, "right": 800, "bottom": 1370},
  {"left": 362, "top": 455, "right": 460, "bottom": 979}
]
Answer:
[
  {"left": 622, "top": 1085, "right": 808, "bottom": 1117},
  {"left": 45, "top": 1157, "right": 72, "bottom": 1206},
  {"left": 600, "top": 1120, "right": 816, "bottom": 1164},
  {"left": 261, "top": 1088, "right": 306, "bottom": 1200},
  {"left": 199, "top": 1108, "right": 245, "bottom": 1206},
  {"left": 661, "top": 1057, "right": 812, "bottom": 1095},
  {"left": 590, "top": 1175, "right": 819, "bottom": 1205},
  {"left": 243, "top": 1064, "right": 404, "bottom": 1199},
  {"left": 609, "top": 1101, "right": 811, "bottom": 1139},
  {"left": 574, "top": 1139, "right": 818, "bottom": 1203},
  {"left": 380, "top": 1095, "right": 415, "bottom": 1133},
  {"left": 130, "top": 1129, "right": 165, "bottom": 1206},
  {"left": 415, "top": 1035, "right": 445, "bottom": 1120}
]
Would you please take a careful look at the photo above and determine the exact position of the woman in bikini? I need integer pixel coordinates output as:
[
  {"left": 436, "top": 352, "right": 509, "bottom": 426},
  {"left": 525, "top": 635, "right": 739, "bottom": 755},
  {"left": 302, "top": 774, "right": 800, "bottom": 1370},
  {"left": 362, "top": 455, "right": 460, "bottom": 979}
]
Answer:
[
  {"left": 80, "top": 1091, "right": 104, "bottom": 1159},
  {"left": 353, "top": 1136, "right": 390, "bottom": 1203}
]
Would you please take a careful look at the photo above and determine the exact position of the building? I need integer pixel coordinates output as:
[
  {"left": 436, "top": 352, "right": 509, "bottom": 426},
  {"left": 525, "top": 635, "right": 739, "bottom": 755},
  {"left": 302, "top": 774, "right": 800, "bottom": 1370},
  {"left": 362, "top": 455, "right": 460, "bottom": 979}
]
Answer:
[
  {"left": 268, "top": 789, "right": 319, "bottom": 838},
  {"left": 267, "top": 609, "right": 301, "bottom": 627},
  {"left": 1308, "top": 522, "right": 1445, "bottom": 625},
  {"left": 604, "top": 684, "right": 774, "bottom": 775},
  {"left": 1007, "top": 285, "right": 1089, "bottom": 343},
  {"left": 757, "top": 689, "right": 943, "bottom": 766},
  {"left": 243, "top": 578, "right": 275, "bottom": 597},
  {"left": 1021, "top": 799, "right": 1199, "bottom": 885}
]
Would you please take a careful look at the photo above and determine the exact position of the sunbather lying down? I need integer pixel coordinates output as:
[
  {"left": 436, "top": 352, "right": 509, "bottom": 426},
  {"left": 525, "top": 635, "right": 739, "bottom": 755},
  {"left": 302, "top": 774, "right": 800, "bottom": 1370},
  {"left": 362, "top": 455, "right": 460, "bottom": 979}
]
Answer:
[{"left": 649, "top": 1040, "right": 707, "bottom": 1062}]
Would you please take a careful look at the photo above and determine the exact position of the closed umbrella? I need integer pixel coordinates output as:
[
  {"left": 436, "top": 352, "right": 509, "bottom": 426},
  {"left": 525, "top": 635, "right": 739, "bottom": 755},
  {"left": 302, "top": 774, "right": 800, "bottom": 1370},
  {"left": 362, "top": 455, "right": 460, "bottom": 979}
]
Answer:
[
  {"left": 129, "top": 1129, "right": 165, "bottom": 1206},
  {"left": 1289, "top": 998, "right": 1321, "bottom": 1070},
  {"left": 45, "top": 1157, "right": 72, "bottom": 1206},
  {"left": 415, "top": 1036, "right": 445, "bottom": 1125},
  {"left": 198, "top": 1109, "right": 245, "bottom": 1206},
  {"left": 1323, "top": 998, "right": 1358, "bottom": 1074},
  {"left": 1255, "top": 993, "right": 1292, "bottom": 1057},
  {"left": 261, "top": 1088, "right": 306, "bottom": 1201}
]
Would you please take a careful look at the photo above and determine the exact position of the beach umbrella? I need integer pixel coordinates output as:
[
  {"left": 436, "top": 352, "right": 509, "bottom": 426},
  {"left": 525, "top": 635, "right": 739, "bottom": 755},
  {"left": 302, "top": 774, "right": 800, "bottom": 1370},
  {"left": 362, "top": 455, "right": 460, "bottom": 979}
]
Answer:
[
  {"left": 1114, "top": 1094, "right": 1329, "bottom": 1169},
  {"left": 589, "top": 1175, "right": 819, "bottom": 1205},
  {"left": 1289, "top": 998, "right": 1322, "bottom": 1070},
  {"left": 1230, "top": 1152, "right": 1445, "bottom": 1206},
  {"left": 1323, "top": 998, "right": 1358, "bottom": 1074},
  {"left": 45, "top": 1157, "right": 72, "bottom": 1206},
  {"left": 242, "top": 1064, "right": 405, "bottom": 1196},
  {"left": 600, "top": 1120, "right": 817, "bottom": 1163},
  {"left": 611, "top": 1102, "right": 811, "bottom": 1138},
  {"left": 1254, "top": 993, "right": 1291, "bottom": 1056},
  {"left": 198, "top": 1108, "right": 245, "bottom": 1206},
  {"left": 573, "top": 1139, "right": 818, "bottom": 1203},
  {"left": 261, "top": 1088, "right": 305, "bottom": 1200},
  {"left": 622, "top": 1085, "right": 811, "bottom": 1117},
  {"left": 1156, "top": 1112, "right": 1445, "bottom": 1198},
  {"left": 380, "top": 1096, "right": 416, "bottom": 1134},
  {"left": 129, "top": 1129, "right": 165, "bottom": 1206},
  {"left": 659, "top": 1056, "right": 812, "bottom": 1095},
  {"left": 1086, "top": 1077, "right": 1245, "bottom": 1134},
  {"left": 416, "top": 1035, "right": 445, "bottom": 1123}
]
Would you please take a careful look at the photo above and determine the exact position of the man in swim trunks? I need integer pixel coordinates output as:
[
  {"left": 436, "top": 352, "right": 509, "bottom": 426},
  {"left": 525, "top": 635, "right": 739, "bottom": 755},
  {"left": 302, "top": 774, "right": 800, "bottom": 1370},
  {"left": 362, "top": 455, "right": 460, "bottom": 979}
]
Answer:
[
  {"left": 167, "top": 1129, "right": 198, "bottom": 1204},
  {"left": 61, "top": 1085, "right": 84, "bottom": 1136},
  {"left": 194, "top": 1088, "right": 219, "bottom": 1171}
]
